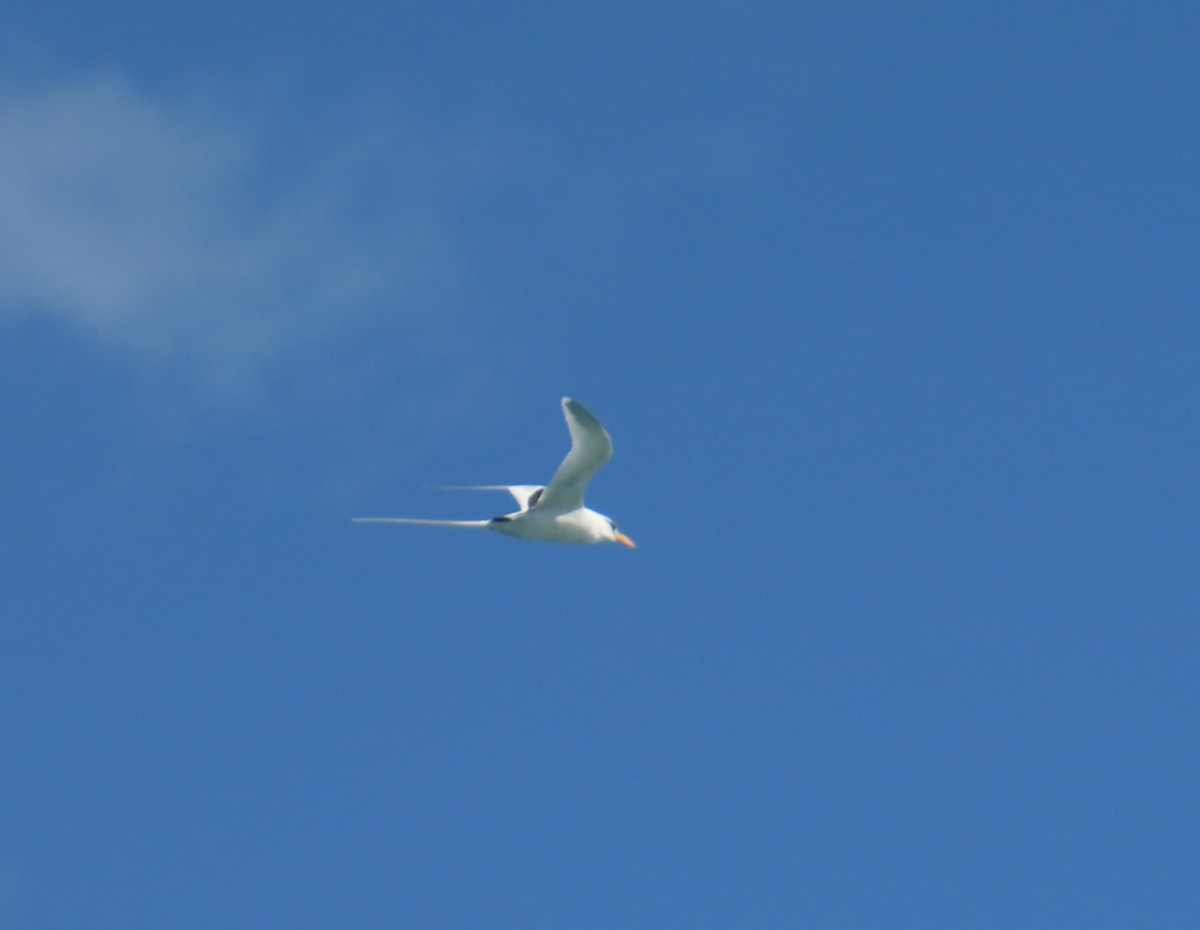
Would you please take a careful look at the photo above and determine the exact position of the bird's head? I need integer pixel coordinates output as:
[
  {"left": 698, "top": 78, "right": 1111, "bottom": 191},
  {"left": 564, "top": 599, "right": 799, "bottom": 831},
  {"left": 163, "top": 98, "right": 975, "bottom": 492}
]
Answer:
[{"left": 605, "top": 517, "right": 636, "bottom": 549}]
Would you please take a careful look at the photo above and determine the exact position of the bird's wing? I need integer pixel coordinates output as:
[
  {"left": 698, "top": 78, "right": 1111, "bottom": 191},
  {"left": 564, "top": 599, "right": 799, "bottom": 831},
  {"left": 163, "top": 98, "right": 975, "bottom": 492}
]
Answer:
[
  {"left": 430, "top": 485, "right": 545, "bottom": 511},
  {"left": 535, "top": 397, "right": 613, "bottom": 511},
  {"left": 352, "top": 517, "right": 491, "bottom": 527}
]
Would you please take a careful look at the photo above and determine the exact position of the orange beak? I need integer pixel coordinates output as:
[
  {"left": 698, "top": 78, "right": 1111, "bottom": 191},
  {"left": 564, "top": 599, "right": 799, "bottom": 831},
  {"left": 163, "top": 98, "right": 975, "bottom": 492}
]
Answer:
[{"left": 614, "top": 531, "right": 636, "bottom": 549}]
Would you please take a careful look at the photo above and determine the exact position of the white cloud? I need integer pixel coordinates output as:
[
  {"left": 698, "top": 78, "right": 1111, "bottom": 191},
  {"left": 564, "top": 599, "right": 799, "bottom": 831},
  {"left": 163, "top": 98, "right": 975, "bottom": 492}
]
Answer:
[{"left": 0, "top": 73, "right": 495, "bottom": 399}]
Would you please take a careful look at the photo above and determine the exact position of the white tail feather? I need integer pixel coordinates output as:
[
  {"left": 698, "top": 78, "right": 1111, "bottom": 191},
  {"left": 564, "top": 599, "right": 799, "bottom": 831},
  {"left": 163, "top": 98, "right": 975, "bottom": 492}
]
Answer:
[
  {"left": 426, "top": 485, "right": 516, "bottom": 495},
  {"left": 427, "top": 484, "right": 543, "bottom": 511},
  {"left": 351, "top": 517, "right": 491, "bottom": 527}
]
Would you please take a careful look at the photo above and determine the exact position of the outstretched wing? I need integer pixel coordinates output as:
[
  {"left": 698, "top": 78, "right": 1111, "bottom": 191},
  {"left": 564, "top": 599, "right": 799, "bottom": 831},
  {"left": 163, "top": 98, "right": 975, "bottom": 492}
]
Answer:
[
  {"left": 535, "top": 397, "right": 613, "bottom": 511},
  {"left": 352, "top": 517, "right": 491, "bottom": 527},
  {"left": 430, "top": 485, "right": 545, "bottom": 512}
]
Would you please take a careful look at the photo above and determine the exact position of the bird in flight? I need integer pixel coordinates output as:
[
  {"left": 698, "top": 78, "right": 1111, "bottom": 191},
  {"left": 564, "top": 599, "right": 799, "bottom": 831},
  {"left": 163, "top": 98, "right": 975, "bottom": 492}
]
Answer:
[{"left": 354, "top": 397, "right": 635, "bottom": 547}]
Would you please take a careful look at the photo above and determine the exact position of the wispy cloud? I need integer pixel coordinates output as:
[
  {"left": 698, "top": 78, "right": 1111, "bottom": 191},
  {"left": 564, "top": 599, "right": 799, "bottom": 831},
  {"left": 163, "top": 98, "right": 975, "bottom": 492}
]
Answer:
[{"left": 0, "top": 72, "right": 500, "bottom": 403}]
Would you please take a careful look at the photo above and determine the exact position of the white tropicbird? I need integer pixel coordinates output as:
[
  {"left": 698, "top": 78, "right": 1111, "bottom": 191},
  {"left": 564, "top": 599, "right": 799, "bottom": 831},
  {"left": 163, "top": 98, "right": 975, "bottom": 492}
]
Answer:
[{"left": 353, "top": 397, "right": 635, "bottom": 548}]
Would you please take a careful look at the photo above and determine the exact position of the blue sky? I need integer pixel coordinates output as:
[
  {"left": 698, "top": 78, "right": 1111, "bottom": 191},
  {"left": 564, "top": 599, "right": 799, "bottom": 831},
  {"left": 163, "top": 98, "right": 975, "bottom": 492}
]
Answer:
[{"left": 2, "top": 3, "right": 1198, "bottom": 927}]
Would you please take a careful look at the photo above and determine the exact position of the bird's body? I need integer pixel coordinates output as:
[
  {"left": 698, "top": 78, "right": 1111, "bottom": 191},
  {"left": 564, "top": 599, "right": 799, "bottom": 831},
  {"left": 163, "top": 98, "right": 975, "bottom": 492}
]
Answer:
[
  {"left": 490, "top": 504, "right": 620, "bottom": 544},
  {"left": 354, "top": 398, "right": 635, "bottom": 548}
]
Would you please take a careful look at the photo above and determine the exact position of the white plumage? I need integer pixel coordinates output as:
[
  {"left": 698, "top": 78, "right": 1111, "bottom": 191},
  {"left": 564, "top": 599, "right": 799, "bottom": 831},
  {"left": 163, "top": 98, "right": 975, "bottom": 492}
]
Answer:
[{"left": 353, "top": 398, "right": 635, "bottom": 548}]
